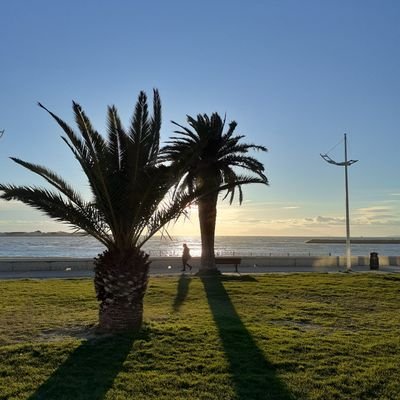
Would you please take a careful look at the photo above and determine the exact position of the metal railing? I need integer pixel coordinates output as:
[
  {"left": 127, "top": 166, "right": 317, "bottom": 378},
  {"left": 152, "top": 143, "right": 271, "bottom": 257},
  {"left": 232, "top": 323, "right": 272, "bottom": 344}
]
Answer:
[{"left": 145, "top": 250, "right": 333, "bottom": 257}]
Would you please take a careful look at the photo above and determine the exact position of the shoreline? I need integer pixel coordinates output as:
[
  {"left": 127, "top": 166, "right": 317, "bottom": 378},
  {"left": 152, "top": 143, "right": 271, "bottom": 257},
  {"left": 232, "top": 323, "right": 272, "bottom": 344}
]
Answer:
[
  {"left": 307, "top": 239, "right": 400, "bottom": 244},
  {"left": 0, "top": 232, "right": 82, "bottom": 237},
  {"left": 1, "top": 232, "right": 399, "bottom": 240}
]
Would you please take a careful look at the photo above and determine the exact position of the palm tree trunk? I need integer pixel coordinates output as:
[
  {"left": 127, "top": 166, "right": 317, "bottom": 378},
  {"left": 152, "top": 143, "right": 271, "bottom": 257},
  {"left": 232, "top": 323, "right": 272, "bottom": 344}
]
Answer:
[
  {"left": 198, "top": 192, "right": 218, "bottom": 272},
  {"left": 94, "top": 249, "right": 150, "bottom": 332}
]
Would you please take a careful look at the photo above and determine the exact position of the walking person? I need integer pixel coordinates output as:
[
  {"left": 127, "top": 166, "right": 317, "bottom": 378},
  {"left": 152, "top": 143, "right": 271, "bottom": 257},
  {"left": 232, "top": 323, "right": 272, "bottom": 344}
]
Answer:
[{"left": 181, "top": 243, "right": 193, "bottom": 272}]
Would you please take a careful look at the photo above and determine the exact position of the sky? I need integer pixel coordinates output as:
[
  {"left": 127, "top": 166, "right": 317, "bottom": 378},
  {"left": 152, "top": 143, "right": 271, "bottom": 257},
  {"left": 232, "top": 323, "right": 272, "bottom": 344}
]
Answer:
[{"left": 0, "top": 0, "right": 399, "bottom": 237}]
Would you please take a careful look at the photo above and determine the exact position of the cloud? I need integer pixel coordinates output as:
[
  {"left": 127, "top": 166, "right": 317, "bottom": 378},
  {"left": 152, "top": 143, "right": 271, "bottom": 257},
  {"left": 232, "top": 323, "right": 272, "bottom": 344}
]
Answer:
[
  {"left": 281, "top": 206, "right": 300, "bottom": 209},
  {"left": 353, "top": 205, "right": 400, "bottom": 225},
  {"left": 315, "top": 216, "right": 344, "bottom": 224},
  {"left": 240, "top": 219, "right": 264, "bottom": 223},
  {"left": 365, "top": 219, "right": 400, "bottom": 226},
  {"left": 356, "top": 206, "right": 392, "bottom": 214},
  {"left": 264, "top": 215, "right": 345, "bottom": 227},
  {"left": 0, "top": 200, "right": 28, "bottom": 210},
  {"left": 364, "top": 214, "right": 397, "bottom": 221},
  {"left": 262, "top": 212, "right": 396, "bottom": 228}
]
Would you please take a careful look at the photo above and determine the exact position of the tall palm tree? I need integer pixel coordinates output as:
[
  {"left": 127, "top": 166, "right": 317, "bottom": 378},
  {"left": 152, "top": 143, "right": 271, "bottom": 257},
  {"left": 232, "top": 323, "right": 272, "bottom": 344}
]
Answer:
[
  {"left": 0, "top": 90, "right": 195, "bottom": 332},
  {"left": 162, "top": 113, "right": 268, "bottom": 273}
]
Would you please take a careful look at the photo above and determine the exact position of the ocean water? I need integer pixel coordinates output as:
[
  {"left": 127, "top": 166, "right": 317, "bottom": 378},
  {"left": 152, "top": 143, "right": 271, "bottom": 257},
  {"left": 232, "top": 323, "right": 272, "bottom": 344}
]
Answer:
[{"left": 0, "top": 235, "right": 398, "bottom": 258}]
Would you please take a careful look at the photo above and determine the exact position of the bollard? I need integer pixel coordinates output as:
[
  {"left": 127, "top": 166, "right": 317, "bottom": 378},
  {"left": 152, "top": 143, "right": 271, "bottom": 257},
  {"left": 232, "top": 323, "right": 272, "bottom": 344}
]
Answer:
[{"left": 370, "top": 252, "right": 379, "bottom": 270}]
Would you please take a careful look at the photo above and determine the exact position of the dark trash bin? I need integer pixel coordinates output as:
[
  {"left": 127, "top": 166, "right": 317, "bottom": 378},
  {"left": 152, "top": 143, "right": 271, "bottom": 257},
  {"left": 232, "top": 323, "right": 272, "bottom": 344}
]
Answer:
[{"left": 370, "top": 252, "right": 379, "bottom": 270}]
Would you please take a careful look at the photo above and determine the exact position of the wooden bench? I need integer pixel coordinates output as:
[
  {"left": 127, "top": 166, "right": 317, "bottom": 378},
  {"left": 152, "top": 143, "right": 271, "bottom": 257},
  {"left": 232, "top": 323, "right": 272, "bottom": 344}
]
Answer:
[{"left": 215, "top": 257, "right": 242, "bottom": 273}]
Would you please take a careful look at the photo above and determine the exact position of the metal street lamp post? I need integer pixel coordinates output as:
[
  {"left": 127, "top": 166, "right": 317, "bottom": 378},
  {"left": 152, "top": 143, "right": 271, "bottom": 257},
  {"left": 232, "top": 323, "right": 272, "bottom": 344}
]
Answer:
[{"left": 321, "top": 133, "right": 358, "bottom": 271}]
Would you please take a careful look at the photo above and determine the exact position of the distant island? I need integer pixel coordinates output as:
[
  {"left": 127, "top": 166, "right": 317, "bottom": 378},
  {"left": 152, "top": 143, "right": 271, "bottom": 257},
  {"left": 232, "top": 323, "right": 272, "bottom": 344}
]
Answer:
[
  {"left": 0, "top": 231, "right": 83, "bottom": 237},
  {"left": 307, "top": 238, "right": 400, "bottom": 244}
]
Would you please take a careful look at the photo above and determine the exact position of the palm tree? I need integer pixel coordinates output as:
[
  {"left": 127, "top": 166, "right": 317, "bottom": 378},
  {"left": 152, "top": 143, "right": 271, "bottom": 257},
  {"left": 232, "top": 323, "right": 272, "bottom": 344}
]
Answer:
[
  {"left": 0, "top": 90, "right": 195, "bottom": 332},
  {"left": 162, "top": 113, "right": 268, "bottom": 273}
]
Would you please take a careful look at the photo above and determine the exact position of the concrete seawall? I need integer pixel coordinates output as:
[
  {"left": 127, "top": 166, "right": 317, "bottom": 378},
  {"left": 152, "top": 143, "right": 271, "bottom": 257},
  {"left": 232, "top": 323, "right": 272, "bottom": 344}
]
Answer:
[{"left": 1, "top": 255, "right": 399, "bottom": 272}]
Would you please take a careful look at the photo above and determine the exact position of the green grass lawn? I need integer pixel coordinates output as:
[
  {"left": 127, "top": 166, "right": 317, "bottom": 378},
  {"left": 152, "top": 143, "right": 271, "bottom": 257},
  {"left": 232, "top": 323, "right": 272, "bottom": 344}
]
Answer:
[{"left": 0, "top": 273, "right": 399, "bottom": 400}]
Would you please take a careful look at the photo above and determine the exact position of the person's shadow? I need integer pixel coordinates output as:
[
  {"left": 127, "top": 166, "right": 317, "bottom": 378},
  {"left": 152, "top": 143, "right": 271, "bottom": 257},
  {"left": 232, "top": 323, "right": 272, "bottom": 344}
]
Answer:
[
  {"left": 28, "top": 333, "right": 137, "bottom": 400},
  {"left": 173, "top": 274, "right": 192, "bottom": 312},
  {"left": 201, "top": 275, "right": 295, "bottom": 400}
]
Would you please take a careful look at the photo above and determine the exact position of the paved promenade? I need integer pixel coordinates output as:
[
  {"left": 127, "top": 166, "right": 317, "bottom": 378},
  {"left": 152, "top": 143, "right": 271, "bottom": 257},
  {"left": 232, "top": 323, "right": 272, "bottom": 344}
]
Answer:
[{"left": 0, "top": 263, "right": 399, "bottom": 279}]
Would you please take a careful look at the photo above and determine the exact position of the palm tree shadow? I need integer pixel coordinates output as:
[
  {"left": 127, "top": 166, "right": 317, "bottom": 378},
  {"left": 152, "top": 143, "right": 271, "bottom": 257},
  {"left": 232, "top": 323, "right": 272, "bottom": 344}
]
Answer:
[
  {"left": 173, "top": 274, "right": 191, "bottom": 312},
  {"left": 201, "top": 276, "right": 295, "bottom": 400},
  {"left": 28, "top": 333, "right": 137, "bottom": 400}
]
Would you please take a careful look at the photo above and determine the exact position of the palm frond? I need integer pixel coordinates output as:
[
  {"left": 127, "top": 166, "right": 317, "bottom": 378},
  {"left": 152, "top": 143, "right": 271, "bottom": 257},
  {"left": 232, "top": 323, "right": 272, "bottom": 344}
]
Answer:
[
  {"left": 171, "top": 120, "right": 199, "bottom": 140},
  {"left": 138, "top": 189, "right": 197, "bottom": 247},
  {"left": 39, "top": 103, "right": 114, "bottom": 222},
  {"left": 72, "top": 101, "right": 107, "bottom": 161},
  {"left": 9, "top": 157, "right": 85, "bottom": 206},
  {"left": 125, "top": 91, "right": 161, "bottom": 184},
  {"left": 222, "top": 121, "right": 238, "bottom": 141},
  {"left": 106, "top": 105, "right": 125, "bottom": 171},
  {"left": 149, "top": 89, "right": 161, "bottom": 162},
  {"left": 218, "top": 154, "right": 267, "bottom": 176},
  {"left": 38, "top": 103, "right": 94, "bottom": 167},
  {"left": 0, "top": 184, "right": 112, "bottom": 246}
]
